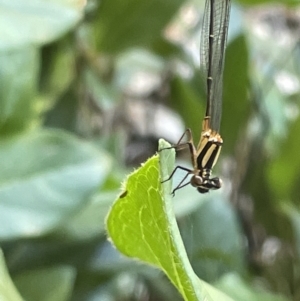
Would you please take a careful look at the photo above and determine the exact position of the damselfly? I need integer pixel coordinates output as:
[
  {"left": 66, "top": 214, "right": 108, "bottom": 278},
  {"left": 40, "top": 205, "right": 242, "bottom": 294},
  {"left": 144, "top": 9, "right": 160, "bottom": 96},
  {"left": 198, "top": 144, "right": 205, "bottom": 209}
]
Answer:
[{"left": 161, "top": 0, "right": 231, "bottom": 195}]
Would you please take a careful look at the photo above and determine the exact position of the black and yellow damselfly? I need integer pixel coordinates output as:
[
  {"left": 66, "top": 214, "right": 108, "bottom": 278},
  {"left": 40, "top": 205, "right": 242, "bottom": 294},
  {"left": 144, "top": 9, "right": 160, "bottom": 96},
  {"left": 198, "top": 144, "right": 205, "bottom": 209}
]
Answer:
[{"left": 162, "top": 0, "right": 231, "bottom": 195}]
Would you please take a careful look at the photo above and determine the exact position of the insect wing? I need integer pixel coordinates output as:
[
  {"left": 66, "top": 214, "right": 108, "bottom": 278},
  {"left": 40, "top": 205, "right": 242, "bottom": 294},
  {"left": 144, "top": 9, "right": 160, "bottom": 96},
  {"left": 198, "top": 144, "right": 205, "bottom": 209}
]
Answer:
[{"left": 200, "top": 0, "right": 231, "bottom": 132}]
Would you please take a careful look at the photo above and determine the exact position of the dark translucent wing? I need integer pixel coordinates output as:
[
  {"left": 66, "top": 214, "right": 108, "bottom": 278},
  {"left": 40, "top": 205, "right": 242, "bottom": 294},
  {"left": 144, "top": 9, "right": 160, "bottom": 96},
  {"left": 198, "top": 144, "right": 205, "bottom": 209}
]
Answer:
[{"left": 200, "top": 0, "right": 231, "bottom": 132}]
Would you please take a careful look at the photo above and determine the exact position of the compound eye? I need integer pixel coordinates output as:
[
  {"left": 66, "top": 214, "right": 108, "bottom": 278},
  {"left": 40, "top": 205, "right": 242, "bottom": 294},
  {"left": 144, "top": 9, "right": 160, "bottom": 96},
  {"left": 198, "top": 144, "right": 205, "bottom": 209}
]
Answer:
[
  {"left": 210, "top": 177, "right": 222, "bottom": 189},
  {"left": 197, "top": 187, "right": 209, "bottom": 194},
  {"left": 191, "top": 175, "right": 203, "bottom": 187}
]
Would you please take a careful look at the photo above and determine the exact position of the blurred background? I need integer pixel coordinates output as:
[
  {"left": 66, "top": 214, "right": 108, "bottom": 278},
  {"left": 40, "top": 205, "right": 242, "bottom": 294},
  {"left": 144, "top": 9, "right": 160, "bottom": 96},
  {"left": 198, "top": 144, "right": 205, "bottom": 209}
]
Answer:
[{"left": 1, "top": 0, "right": 300, "bottom": 300}]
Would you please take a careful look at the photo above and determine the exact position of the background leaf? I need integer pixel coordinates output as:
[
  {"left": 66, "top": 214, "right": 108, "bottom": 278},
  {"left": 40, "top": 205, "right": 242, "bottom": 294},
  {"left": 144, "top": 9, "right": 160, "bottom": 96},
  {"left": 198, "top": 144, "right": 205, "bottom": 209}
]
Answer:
[
  {"left": 216, "top": 274, "right": 290, "bottom": 301},
  {"left": 222, "top": 34, "right": 249, "bottom": 154},
  {"left": 0, "top": 47, "right": 39, "bottom": 135},
  {"left": 0, "top": 250, "right": 24, "bottom": 301},
  {"left": 14, "top": 266, "right": 76, "bottom": 301},
  {"left": 0, "top": 0, "right": 84, "bottom": 50},
  {"left": 94, "top": 0, "right": 184, "bottom": 54},
  {"left": 0, "top": 129, "right": 111, "bottom": 240},
  {"left": 180, "top": 196, "right": 246, "bottom": 283}
]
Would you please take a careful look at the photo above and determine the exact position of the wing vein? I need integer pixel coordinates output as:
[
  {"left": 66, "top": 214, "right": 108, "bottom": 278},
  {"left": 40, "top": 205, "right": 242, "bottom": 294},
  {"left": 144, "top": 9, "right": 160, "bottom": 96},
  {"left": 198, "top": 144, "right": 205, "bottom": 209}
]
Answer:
[{"left": 200, "top": 0, "right": 231, "bottom": 132}]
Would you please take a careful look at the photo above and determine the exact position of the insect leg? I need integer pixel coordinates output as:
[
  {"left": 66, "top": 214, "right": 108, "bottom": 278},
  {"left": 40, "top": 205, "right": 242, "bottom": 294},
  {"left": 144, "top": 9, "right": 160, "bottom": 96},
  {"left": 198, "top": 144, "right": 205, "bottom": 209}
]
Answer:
[
  {"left": 159, "top": 128, "right": 194, "bottom": 152},
  {"left": 161, "top": 165, "right": 192, "bottom": 183},
  {"left": 171, "top": 180, "right": 191, "bottom": 196}
]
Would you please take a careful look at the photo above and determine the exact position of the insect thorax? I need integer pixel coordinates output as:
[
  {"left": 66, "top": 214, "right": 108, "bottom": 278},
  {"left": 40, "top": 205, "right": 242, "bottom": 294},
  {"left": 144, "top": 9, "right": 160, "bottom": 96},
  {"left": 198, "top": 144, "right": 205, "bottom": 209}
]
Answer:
[{"left": 201, "top": 168, "right": 212, "bottom": 179}]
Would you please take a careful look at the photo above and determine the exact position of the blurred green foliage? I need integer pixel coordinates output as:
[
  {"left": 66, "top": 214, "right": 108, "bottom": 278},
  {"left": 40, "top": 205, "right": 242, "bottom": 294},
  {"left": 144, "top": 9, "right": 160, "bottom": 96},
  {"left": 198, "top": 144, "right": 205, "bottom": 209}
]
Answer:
[{"left": 0, "top": 0, "right": 300, "bottom": 300}]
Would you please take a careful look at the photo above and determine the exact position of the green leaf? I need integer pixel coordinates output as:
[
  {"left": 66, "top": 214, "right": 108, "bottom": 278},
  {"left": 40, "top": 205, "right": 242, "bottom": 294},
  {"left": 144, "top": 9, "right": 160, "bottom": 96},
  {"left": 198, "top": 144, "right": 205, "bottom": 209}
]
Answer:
[
  {"left": 150, "top": 37, "right": 183, "bottom": 58},
  {"left": 180, "top": 196, "right": 245, "bottom": 282},
  {"left": 43, "top": 87, "right": 78, "bottom": 132},
  {"left": 0, "top": 47, "right": 39, "bottom": 135},
  {"left": 40, "top": 38, "right": 76, "bottom": 106},
  {"left": 222, "top": 34, "right": 249, "bottom": 154},
  {"left": 95, "top": 0, "right": 183, "bottom": 54},
  {"left": 54, "top": 191, "right": 116, "bottom": 241},
  {"left": 0, "top": 249, "right": 24, "bottom": 301},
  {"left": 170, "top": 75, "right": 205, "bottom": 138},
  {"left": 106, "top": 139, "right": 235, "bottom": 301},
  {"left": 216, "top": 273, "right": 290, "bottom": 301},
  {"left": 282, "top": 204, "right": 300, "bottom": 258},
  {"left": 14, "top": 266, "right": 76, "bottom": 301},
  {"left": 0, "top": 0, "right": 84, "bottom": 50},
  {"left": 267, "top": 115, "right": 300, "bottom": 204},
  {"left": 0, "top": 129, "right": 111, "bottom": 240}
]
